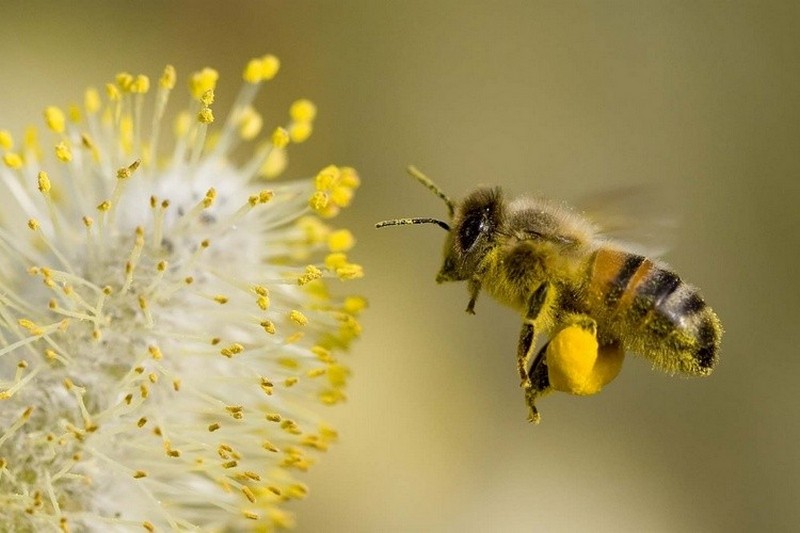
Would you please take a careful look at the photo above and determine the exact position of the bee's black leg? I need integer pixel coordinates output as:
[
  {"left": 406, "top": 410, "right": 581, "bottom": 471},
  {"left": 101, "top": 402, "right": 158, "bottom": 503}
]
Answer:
[
  {"left": 516, "top": 283, "right": 549, "bottom": 383},
  {"left": 525, "top": 342, "right": 551, "bottom": 424},
  {"left": 465, "top": 278, "right": 481, "bottom": 315}
]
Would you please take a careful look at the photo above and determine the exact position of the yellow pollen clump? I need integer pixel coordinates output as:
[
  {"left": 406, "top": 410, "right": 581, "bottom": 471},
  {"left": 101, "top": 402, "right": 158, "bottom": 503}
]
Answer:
[{"left": 546, "top": 326, "right": 625, "bottom": 395}]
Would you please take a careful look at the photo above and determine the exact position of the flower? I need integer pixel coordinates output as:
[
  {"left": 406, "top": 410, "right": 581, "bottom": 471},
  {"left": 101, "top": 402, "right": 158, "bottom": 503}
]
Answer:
[{"left": 0, "top": 55, "right": 364, "bottom": 531}]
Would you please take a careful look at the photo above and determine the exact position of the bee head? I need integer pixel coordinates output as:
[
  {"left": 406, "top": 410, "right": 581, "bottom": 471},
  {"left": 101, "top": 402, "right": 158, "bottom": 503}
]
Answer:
[
  {"left": 437, "top": 187, "right": 504, "bottom": 283},
  {"left": 375, "top": 167, "right": 504, "bottom": 284}
]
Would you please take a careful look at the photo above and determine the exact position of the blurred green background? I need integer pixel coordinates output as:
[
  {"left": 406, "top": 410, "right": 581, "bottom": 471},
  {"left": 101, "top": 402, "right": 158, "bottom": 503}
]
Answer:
[{"left": 2, "top": 1, "right": 798, "bottom": 531}]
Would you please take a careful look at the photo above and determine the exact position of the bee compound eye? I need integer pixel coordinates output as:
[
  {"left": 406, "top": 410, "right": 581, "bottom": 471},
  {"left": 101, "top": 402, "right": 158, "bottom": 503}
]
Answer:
[{"left": 459, "top": 213, "right": 484, "bottom": 252}]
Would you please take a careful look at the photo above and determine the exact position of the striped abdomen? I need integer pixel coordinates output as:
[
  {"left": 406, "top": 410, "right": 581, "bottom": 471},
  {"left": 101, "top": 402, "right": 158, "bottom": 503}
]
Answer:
[{"left": 584, "top": 248, "right": 721, "bottom": 375}]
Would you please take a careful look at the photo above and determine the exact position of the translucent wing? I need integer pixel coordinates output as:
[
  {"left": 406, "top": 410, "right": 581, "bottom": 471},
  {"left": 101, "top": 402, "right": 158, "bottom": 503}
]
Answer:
[{"left": 575, "top": 185, "right": 680, "bottom": 258}]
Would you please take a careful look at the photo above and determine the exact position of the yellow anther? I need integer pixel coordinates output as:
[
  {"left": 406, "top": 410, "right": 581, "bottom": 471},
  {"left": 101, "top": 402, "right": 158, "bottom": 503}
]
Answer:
[
  {"left": 324, "top": 253, "right": 348, "bottom": 270},
  {"left": 336, "top": 263, "right": 365, "bottom": 280},
  {"left": 290, "top": 99, "right": 317, "bottom": 122},
  {"left": 44, "top": 106, "right": 66, "bottom": 133},
  {"left": 261, "top": 54, "right": 280, "bottom": 80},
  {"left": 84, "top": 88, "right": 101, "bottom": 114},
  {"left": 27, "top": 219, "right": 40, "bottom": 231},
  {"left": 202, "top": 188, "right": 216, "bottom": 207},
  {"left": 259, "top": 147, "right": 287, "bottom": 179},
  {"left": 256, "top": 295, "right": 270, "bottom": 310},
  {"left": 174, "top": 111, "right": 192, "bottom": 137},
  {"left": 55, "top": 141, "right": 72, "bottom": 162},
  {"left": 148, "top": 346, "right": 163, "bottom": 360},
  {"left": 315, "top": 165, "right": 340, "bottom": 191},
  {"left": 97, "top": 200, "right": 110, "bottom": 212},
  {"left": 117, "top": 159, "right": 140, "bottom": 180},
  {"left": 0, "top": 130, "right": 13, "bottom": 149},
  {"left": 67, "top": 104, "right": 82, "bottom": 123},
  {"left": 220, "top": 343, "right": 245, "bottom": 358},
  {"left": 298, "top": 265, "right": 323, "bottom": 286},
  {"left": 37, "top": 172, "right": 51, "bottom": 194},
  {"left": 201, "top": 88, "right": 215, "bottom": 106},
  {"left": 208, "top": 422, "right": 221, "bottom": 432},
  {"left": 133, "top": 470, "right": 147, "bottom": 479},
  {"left": 330, "top": 185, "right": 354, "bottom": 207},
  {"left": 82, "top": 216, "right": 93, "bottom": 228},
  {"left": 309, "top": 191, "right": 328, "bottom": 211},
  {"left": 307, "top": 368, "right": 326, "bottom": 378},
  {"left": 327, "top": 229, "right": 355, "bottom": 252},
  {"left": 3, "top": 152, "right": 23, "bottom": 169},
  {"left": 213, "top": 295, "right": 229, "bottom": 304},
  {"left": 258, "top": 190, "right": 274, "bottom": 203},
  {"left": 243, "top": 58, "right": 264, "bottom": 84},
  {"left": 289, "top": 121, "right": 312, "bottom": 143},
  {"left": 18, "top": 319, "right": 43, "bottom": 336},
  {"left": 260, "top": 320, "right": 276, "bottom": 335},
  {"left": 130, "top": 74, "right": 150, "bottom": 94},
  {"left": 198, "top": 107, "right": 214, "bottom": 124},
  {"left": 343, "top": 295, "right": 368, "bottom": 314},
  {"left": 289, "top": 310, "right": 308, "bottom": 326},
  {"left": 189, "top": 67, "right": 219, "bottom": 100},
  {"left": 242, "top": 486, "right": 257, "bottom": 503},
  {"left": 237, "top": 107, "right": 262, "bottom": 140},
  {"left": 105, "top": 83, "right": 121, "bottom": 102},
  {"left": 115, "top": 72, "right": 134, "bottom": 91},
  {"left": 160, "top": 65, "right": 176, "bottom": 89},
  {"left": 271, "top": 127, "right": 290, "bottom": 149}
]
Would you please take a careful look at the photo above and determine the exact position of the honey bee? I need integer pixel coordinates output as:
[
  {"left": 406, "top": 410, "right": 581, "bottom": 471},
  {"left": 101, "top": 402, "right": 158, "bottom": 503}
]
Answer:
[{"left": 377, "top": 166, "right": 722, "bottom": 423}]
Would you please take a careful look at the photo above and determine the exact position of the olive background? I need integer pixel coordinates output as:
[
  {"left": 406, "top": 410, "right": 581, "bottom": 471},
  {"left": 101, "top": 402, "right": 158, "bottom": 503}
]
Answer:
[{"left": 1, "top": 2, "right": 798, "bottom": 531}]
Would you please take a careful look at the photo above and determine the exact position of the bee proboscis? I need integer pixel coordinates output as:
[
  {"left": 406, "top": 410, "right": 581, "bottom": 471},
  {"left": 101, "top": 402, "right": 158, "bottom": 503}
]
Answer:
[{"left": 377, "top": 167, "right": 722, "bottom": 423}]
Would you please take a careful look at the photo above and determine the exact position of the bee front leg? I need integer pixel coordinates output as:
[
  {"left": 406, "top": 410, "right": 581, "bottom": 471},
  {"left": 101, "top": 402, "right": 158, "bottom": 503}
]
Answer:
[{"left": 465, "top": 278, "right": 481, "bottom": 315}]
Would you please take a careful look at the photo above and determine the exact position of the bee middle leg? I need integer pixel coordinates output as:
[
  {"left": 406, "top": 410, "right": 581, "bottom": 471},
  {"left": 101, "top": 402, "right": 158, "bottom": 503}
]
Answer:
[
  {"left": 516, "top": 282, "right": 549, "bottom": 384},
  {"left": 524, "top": 342, "right": 551, "bottom": 424}
]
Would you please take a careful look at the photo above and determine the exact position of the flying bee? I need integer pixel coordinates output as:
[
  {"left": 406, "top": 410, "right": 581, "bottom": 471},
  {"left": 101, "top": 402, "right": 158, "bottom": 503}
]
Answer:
[{"left": 377, "top": 166, "right": 722, "bottom": 423}]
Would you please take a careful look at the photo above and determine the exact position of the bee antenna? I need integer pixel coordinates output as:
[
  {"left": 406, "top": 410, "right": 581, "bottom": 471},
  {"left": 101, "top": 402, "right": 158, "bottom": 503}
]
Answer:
[
  {"left": 407, "top": 165, "right": 456, "bottom": 219},
  {"left": 375, "top": 218, "right": 451, "bottom": 231}
]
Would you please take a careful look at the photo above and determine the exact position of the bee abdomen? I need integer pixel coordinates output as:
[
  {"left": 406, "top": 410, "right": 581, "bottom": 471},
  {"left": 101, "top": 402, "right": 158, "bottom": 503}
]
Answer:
[{"left": 588, "top": 250, "right": 721, "bottom": 376}]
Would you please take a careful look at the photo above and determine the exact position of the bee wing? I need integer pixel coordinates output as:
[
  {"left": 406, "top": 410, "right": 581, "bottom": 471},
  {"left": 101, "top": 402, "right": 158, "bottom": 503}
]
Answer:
[{"left": 576, "top": 185, "right": 680, "bottom": 258}]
